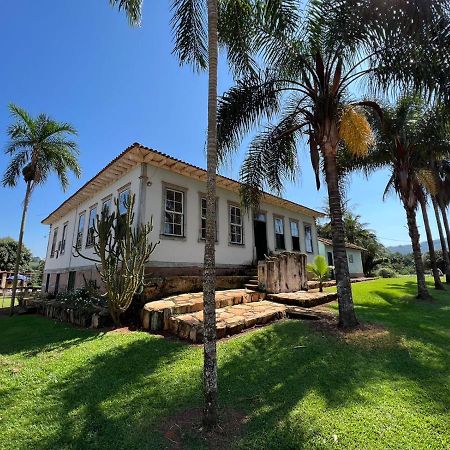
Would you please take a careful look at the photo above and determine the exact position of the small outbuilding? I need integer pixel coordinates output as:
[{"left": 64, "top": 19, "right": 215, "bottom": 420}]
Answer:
[{"left": 317, "top": 237, "right": 365, "bottom": 278}]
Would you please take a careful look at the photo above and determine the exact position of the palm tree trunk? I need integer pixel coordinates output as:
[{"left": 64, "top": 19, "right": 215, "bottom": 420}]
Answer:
[
  {"left": 432, "top": 198, "right": 450, "bottom": 283},
  {"left": 202, "top": 0, "right": 219, "bottom": 430},
  {"left": 10, "top": 181, "right": 32, "bottom": 315},
  {"left": 439, "top": 202, "right": 450, "bottom": 254},
  {"left": 404, "top": 203, "right": 431, "bottom": 299},
  {"left": 419, "top": 196, "right": 444, "bottom": 290},
  {"left": 323, "top": 147, "right": 358, "bottom": 329}
]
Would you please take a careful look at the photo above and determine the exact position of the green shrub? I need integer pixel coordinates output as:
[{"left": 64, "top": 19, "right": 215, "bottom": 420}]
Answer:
[
  {"left": 376, "top": 267, "right": 398, "bottom": 278},
  {"left": 55, "top": 288, "right": 106, "bottom": 309}
]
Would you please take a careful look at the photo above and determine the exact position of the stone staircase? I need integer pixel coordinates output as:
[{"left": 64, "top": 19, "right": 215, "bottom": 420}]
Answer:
[{"left": 141, "top": 286, "right": 337, "bottom": 343}]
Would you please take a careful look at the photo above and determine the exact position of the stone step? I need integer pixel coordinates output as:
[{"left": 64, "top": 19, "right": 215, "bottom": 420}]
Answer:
[
  {"left": 244, "top": 282, "right": 259, "bottom": 290},
  {"left": 267, "top": 291, "right": 337, "bottom": 308},
  {"left": 141, "top": 289, "right": 265, "bottom": 332},
  {"left": 169, "top": 300, "right": 287, "bottom": 343}
]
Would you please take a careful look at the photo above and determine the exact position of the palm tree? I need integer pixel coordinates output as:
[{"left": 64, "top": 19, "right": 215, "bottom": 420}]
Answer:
[
  {"left": 109, "top": 0, "right": 296, "bottom": 428},
  {"left": 2, "top": 104, "right": 80, "bottom": 314},
  {"left": 217, "top": 0, "right": 450, "bottom": 327},
  {"left": 306, "top": 255, "right": 329, "bottom": 292},
  {"left": 417, "top": 190, "right": 445, "bottom": 290},
  {"left": 350, "top": 96, "right": 450, "bottom": 299}
]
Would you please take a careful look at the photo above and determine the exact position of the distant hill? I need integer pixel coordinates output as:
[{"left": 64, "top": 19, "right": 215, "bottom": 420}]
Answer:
[{"left": 387, "top": 239, "right": 442, "bottom": 255}]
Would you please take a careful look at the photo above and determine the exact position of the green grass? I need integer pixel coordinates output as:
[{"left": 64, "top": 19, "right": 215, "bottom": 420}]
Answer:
[{"left": 0, "top": 277, "right": 449, "bottom": 449}]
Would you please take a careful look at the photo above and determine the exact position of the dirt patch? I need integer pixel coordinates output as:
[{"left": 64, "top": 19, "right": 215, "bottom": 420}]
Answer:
[
  {"left": 305, "top": 309, "right": 397, "bottom": 348},
  {"left": 159, "top": 407, "right": 248, "bottom": 449},
  {"left": 104, "top": 326, "right": 138, "bottom": 334}
]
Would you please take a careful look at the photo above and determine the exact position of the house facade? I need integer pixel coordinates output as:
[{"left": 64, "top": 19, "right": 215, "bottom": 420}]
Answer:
[
  {"left": 42, "top": 143, "right": 324, "bottom": 295},
  {"left": 317, "top": 237, "right": 365, "bottom": 278}
]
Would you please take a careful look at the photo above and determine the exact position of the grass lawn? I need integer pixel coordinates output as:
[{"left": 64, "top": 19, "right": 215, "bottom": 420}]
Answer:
[{"left": 0, "top": 277, "right": 449, "bottom": 449}]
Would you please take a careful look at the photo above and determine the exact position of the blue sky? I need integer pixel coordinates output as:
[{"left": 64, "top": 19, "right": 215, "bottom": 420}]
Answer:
[{"left": 0, "top": 0, "right": 432, "bottom": 257}]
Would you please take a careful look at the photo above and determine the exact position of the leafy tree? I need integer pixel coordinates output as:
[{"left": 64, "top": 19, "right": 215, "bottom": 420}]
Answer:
[
  {"left": 31, "top": 259, "right": 45, "bottom": 287},
  {"left": 217, "top": 0, "right": 450, "bottom": 327},
  {"left": 2, "top": 104, "right": 80, "bottom": 314},
  {"left": 0, "top": 237, "right": 32, "bottom": 272},
  {"left": 74, "top": 194, "right": 158, "bottom": 326},
  {"left": 306, "top": 255, "right": 329, "bottom": 292}
]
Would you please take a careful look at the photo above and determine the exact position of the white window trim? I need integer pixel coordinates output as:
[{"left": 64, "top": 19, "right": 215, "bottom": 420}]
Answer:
[
  {"left": 273, "top": 215, "right": 286, "bottom": 250},
  {"left": 60, "top": 222, "right": 69, "bottom": 255},
  {"left": 50, "top": 227, "right": 58, "bottom": 258},
  {"left": 228, "top": 202, "right": 244, "bottom": 246},
  {"left": 304, "top": 222, "right": 314, "bottom": 254},
  {"left": 160, "top": 182, "right": 187, "bottom": 239},
  {"left": 86, "top": 205, "right": 98, "bottom": 247},
  {"left": 76, "top": 211, "right": 86, "bottom": 249},
  {"left": 117, "top": 187, "right": 131, "bottom": 217}
]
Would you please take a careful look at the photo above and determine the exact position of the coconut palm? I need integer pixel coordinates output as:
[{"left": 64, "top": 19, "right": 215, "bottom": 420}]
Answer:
[
  {"left": 2, "top": 104, "right": 80, "bottom": 314},
  {"left": 348, "top": 96, "right": 450, "bottom": 298},
  {"left": 217, "top": 0, "right": 450, "bottom": 326},
  {"left": 109, "top": 0, "right": 297, "bottom": 427}
]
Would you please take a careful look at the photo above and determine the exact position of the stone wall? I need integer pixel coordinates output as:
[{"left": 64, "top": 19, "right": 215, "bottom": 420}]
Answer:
[
  {"left": 258, "top": 252, "right": 308, "bottom": 294},
  {"left": 37, "top": 300, "right": 111, "bottom": 328}
]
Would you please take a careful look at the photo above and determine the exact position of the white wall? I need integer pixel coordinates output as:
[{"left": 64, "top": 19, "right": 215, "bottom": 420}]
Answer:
[
  {"left": 44, "top": 161, "right": 320, "bottom": 273},
  {"left": 318, "top": 241, "right": 364, "bottom": 276}
]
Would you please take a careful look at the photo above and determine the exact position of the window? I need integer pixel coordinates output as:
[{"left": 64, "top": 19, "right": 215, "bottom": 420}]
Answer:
[
  {"left": 68, "top": 271, "right": 76, "bottom": 292},
  {"left": 164, "top": 188, "right": 184, "bottom": 236},
  {"left": 118, "top": 189, "right": 130, "bottom": 216},
  {"left": 348, "top": 253, "right": 354, "bottom": 263},
  {"left": 102, "top": 197, "right": 112, "bottom": 216},
  {"left": 304, "top": 224, "right": 313, "bottom": 253},
  {"left": 229, "top": 204, "right": 243, "bottom": 244},
  {"left": 290, "top": 220, "right": 300, "bottom": 251},
  {"left": 274, "top": 217, "right": 285, "bottom": 250},
  {"left": 76, "top": 213, "right": 85, "bottom": 249},
  {"left": 60, "top": 223, "right": 68, "bottom": 255},
  {"left": 200, "top": 197, "right": 218, "bottom": 240},
  {"left": 50, "top": 228, "right": 58, "bottom": 258},
  {"left": 86, "top": 206, "right": 97, "bottom": 247}
]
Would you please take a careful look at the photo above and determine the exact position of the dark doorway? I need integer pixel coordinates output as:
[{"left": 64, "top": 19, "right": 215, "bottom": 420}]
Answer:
[
  {"left": 54, "top": 273, "right": 60, "bottom": 295},
  {"left": 68, "top": 271, "right": 76, "bottom": 292},
  {"left": 254, "top": 213, "right": 268, "bottom": 261},
  {"left": 327, "top": 251, "right": 334, "bottom": 266}
]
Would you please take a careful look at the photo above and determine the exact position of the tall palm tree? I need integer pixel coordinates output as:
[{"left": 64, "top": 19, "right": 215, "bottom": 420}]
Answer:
[
  {"left": 217, "top": 0, "right": 450, "bottom": 327},
  {"left": 417, "top": 190, "right": 445, "bottom": 290},
  {"left": 109, "top": 0, "right": 296, "bottom": 427},
  {"left": 2, "top": 104, "right": 80, "bottom": 314},
  {"left": 349, "top": 96, "right": 450, "bottom": 298}
]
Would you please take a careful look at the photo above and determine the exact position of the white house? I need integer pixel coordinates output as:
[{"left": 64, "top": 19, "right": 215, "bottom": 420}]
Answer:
[
  {"left": 41, "top": 143, "right": 324, "bottom": 295},
  {"left": 317, "top": 237, "right": 365, "bottom": 278}
]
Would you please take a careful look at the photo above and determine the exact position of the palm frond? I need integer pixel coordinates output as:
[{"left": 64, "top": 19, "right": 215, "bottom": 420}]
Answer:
[
  {"left": 171, "top": 0, "right": 207, "bottom": 71},
  {"left": 109, "top": 0, "right": 142, "bottom": 26}
]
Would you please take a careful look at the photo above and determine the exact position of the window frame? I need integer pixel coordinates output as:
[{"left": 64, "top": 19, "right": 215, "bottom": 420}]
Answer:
[
  {"left": 101, "top": 195, "right": 112, "bottom": 216},
  {"left": 76, "top": 212, "right": 86, "bottom": 249},
  {"left": 304, "top": 223, "right": 314, "bottom": 254},
  {"left": 50, "top": 227, "right": 58, "bottom": 258},
  {"left": 161, "top": 183, "right": 187, "bottom": 239},
  {"left": 289, "top": 219, "right": 300, "bottom": 251},
  {"left": 117, "top": 187, "right": 130, "bottom": 217},
  {"left": 86, "top": 205, "right": 98, "bottom": 247},
  {"left": 228, "top": 202, "right": 244, "bottom": 245},
  {"left": 273, "top": 215, "right": 286, "bottom": 250},
  {"left": 60, "top": 222, "right": 68, "bottom": 255}
]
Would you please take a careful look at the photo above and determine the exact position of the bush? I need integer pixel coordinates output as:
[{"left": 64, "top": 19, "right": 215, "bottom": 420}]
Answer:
[
  {"left": 376, "top": 267, "right": 398, "bottom": 278},
  {"left": 55, "top": 287, "right": 106, "bottom": 310}
]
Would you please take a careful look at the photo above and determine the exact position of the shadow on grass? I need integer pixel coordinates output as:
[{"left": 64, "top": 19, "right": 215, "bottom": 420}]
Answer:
[
  {"left": 217, "top": 316, "right": 449, "bottom": 449},
  {"left": 0, "top": 315, "right": 102, "bottom": 357},
  {"left": 33, "top": 333, "right": 199, "bottom": 449}
]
